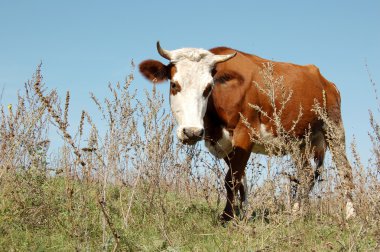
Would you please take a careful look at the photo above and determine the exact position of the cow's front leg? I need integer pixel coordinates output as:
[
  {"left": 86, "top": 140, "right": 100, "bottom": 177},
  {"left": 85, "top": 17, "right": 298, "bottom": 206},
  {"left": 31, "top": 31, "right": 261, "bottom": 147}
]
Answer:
[{"left": 221, "top": 146, "right": 251, "bottom": 222}]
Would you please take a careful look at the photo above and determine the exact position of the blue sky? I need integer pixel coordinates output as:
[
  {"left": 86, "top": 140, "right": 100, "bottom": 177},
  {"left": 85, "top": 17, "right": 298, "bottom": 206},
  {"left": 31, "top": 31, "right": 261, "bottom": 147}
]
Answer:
[{"left": 0, "top": 0, "right": 379, "bottom": 161}]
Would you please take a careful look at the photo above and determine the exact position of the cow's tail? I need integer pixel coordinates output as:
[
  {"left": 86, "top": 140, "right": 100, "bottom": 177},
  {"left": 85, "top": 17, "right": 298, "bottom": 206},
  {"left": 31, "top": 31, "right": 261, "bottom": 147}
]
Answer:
[{"left": 323, "top": 81, "right": 356, "bottom": 219}]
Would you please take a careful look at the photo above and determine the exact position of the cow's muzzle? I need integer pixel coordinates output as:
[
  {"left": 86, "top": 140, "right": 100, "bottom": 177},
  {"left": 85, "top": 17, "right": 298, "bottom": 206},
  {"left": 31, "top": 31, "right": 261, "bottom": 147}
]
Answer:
[{"left": 181, "top": 127, "right": 204, "bottom": 145}]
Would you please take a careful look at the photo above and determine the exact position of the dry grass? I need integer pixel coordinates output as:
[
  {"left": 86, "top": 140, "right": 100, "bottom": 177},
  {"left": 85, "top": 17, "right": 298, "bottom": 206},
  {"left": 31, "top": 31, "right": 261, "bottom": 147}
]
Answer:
[{"left": 0, "top": 63, "right": 379, "bottom": 251}]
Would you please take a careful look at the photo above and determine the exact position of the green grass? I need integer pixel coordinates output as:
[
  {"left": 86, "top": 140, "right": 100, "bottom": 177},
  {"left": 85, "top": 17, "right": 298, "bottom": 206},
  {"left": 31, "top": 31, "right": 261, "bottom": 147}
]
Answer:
[{"left": 0, "top": 172, "right": 377, "bottom": 251}]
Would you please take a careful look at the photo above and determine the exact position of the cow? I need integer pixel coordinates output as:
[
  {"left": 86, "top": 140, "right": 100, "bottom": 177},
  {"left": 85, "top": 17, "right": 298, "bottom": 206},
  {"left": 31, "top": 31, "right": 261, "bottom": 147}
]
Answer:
[{"left": 139, "top": 42, "right": 355, "bottom": 222}]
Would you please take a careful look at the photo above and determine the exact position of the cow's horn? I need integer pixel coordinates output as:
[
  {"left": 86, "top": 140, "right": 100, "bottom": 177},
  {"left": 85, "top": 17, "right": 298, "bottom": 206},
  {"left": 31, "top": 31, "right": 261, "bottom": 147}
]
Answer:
[
  {"left": 156, "top": 41, "right": 172, "bottom": 60},
  {"left": 213, "top": 52, "right": 237, "bottom": 64}
]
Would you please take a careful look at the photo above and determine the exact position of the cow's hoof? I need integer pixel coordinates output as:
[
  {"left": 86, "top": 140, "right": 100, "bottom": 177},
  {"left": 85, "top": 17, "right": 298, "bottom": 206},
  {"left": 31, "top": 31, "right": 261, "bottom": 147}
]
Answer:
[{"left": 219, "top": 212, "right": 233, "bottom": 226}]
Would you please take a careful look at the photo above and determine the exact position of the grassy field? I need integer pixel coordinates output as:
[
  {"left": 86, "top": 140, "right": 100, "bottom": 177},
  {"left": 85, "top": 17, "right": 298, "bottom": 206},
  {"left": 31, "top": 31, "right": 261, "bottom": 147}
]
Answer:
[
  {"left": 0, "top": 66, "right": 379, "bottom": 251},
  {"left": 0, "top": 174, "right": 378, "bottom": 251}
]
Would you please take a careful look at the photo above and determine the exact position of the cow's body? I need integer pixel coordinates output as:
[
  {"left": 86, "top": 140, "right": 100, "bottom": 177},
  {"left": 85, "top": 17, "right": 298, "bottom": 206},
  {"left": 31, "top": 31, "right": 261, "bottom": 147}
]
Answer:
[
  {"left": 139, "top": 42, "right": 355, "bottom": 221},
  {"left": 204, "top": 47, "right": 338, "bottom": 158}
]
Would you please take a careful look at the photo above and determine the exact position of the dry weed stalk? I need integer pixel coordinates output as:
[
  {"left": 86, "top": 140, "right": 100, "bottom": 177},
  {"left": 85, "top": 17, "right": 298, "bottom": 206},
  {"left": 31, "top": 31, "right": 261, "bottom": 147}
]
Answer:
[
  {"left": 33, "top": 65, "right": 86, "bottom": 168},
  {"left": 367, "top": 64, "right": 380, "bottom": 173},
  {"left": 0, "top": 73, "right": 50, "bottom": 176}
]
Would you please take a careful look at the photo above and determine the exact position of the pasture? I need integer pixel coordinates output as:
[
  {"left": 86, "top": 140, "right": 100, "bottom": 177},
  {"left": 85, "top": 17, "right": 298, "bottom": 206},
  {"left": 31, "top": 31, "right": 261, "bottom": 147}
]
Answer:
[{"left": 0, "top": 65, "right": 379, "bottom": 251}]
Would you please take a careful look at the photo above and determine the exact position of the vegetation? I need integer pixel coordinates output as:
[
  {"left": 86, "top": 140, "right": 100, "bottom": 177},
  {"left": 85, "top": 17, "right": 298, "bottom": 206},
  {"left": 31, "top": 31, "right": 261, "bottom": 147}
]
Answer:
[{"left": 0, "top": 64, "right": 379, "bottom": 251}]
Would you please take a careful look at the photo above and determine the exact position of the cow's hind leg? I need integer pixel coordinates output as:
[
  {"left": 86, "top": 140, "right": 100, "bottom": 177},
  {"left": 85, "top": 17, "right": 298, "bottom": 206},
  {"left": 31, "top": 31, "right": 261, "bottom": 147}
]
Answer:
[{"left": 292, "top": 131, "right": 326, "bottom": 213}]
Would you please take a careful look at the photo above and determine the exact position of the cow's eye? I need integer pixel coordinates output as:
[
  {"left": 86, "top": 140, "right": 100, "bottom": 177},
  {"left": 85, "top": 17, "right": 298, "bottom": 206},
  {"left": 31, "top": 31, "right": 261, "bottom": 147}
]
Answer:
[
  {"left": 203, "top": 84, "right": 213, "bottom": 98},
  {"left": 171, "top": 82, "right": 180, "bottom": 90},
  {"left": 170, "top": 82, "right": 181, "bottom": 95}
]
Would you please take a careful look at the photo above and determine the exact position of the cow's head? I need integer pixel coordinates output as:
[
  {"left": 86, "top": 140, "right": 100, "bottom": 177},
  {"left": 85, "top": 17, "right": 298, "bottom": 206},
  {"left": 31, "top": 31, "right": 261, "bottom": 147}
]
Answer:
[{"left": 139, "top": 42, "right": 236, "bottom": 145}]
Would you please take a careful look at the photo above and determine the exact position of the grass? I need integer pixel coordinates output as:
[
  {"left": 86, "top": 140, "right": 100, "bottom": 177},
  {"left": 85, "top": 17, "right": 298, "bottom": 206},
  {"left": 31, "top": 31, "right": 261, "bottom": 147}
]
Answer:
[
  {"left": 0, "top": 174, "right": 377, "bottom": 251},
  {"left": 0, "top": 65, "right": 379, "bottom": 251}
]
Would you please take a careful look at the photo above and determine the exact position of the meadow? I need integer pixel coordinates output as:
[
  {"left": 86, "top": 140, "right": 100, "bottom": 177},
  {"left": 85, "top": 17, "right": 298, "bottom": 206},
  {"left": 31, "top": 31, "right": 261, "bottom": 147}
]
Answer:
[{"left": 0, "top": 65, "right": 379, "bottom": 251}]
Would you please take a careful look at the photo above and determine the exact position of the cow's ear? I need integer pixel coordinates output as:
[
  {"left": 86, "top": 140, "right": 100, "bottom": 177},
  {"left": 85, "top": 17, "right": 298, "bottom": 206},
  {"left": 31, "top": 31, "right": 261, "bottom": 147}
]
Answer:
[{"left": 139, "top": 59, "right": 169, "bottom": 83}]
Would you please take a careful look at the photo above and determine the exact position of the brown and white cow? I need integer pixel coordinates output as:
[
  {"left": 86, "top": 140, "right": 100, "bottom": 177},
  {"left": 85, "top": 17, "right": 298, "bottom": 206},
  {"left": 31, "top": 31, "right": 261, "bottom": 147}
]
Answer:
[{"left": 139, "top": 42, "right": 355, "bottom": 221}]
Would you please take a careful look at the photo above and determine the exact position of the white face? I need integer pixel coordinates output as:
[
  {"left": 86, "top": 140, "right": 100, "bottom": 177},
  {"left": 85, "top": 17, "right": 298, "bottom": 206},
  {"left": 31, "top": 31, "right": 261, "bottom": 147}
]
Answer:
[
  {"left": 152, "top": 45, "right": 235, "bottom": 144},
  {"left": 168, "top": 48, "right": 215, "bottom": 144}
]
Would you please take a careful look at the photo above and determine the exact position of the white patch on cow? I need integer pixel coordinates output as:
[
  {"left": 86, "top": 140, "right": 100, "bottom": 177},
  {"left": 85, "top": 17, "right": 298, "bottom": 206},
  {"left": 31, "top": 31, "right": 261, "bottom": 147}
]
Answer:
[
  {"left": 205, "top": 128, "right": 233, "bottom": 158},
  {"left": 345, "top": 200, "right": 356, "bottom": 220},
  {"left": 170, "top": 48, "right": 213, "bottom": 63},
  {"left": 169, "top": 48, "right": 217, "bottom": 142},
  {"left": 251, "top": 124, "right": 273, "bottom": 154},
  {"left": 260, "top": 124, "right": 273, "bottom": 140}
]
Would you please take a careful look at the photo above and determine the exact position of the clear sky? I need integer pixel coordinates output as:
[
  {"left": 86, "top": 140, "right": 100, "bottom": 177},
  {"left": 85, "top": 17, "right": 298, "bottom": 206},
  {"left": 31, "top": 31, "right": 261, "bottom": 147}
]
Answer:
[{"left": 1, "top": 0, "right": 379, "bottom": 162}]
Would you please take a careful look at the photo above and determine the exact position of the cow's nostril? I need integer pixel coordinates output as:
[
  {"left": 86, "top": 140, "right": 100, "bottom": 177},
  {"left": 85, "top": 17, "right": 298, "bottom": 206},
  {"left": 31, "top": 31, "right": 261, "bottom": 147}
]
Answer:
[
  {"left": 183, "top": 128, "right": 190, "bottom": 137},
  {"left": 198, "top": 129, "right": 204, "bottom": 137}
]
